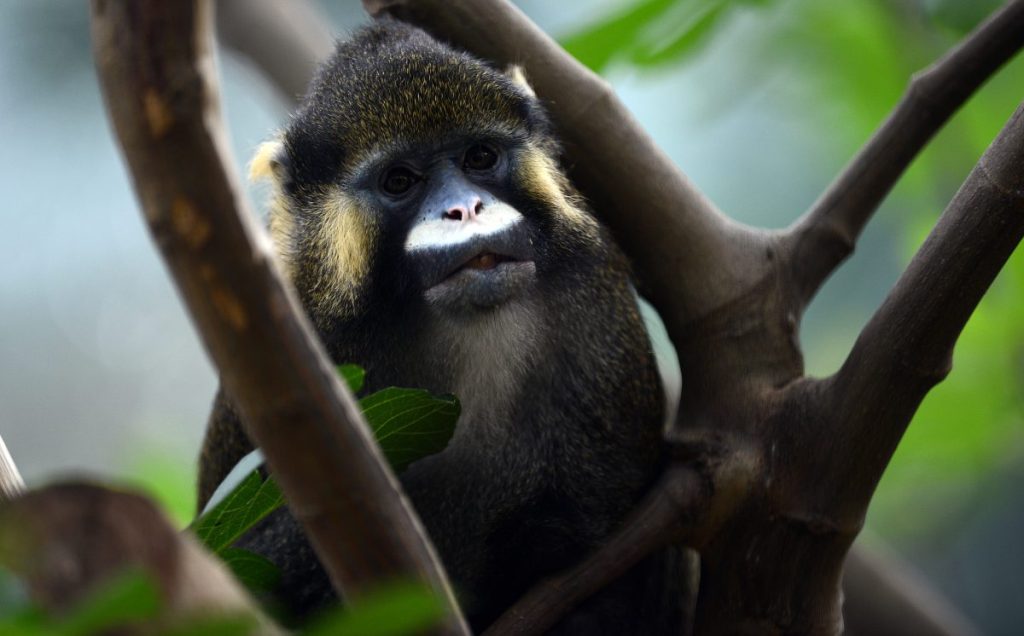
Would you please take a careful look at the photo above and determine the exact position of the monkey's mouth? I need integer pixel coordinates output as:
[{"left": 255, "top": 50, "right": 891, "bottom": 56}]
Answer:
[
  {"left": 411, "top": 223, "right": 535, "bottom": 287},
  {"left": 412, "top": 226, "right": 537, "bottom": 309},
  {"left": 457, "top": 252, "right": 514, "bottom": 272},
  {"left": 426, "top": 255, "right": 537, "bottom": 310}
]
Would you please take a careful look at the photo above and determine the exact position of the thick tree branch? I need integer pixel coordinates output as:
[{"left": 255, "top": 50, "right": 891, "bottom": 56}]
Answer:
[
  {"left": 216, "top": 0, "right": 335, "bottom": 105},
  {"left": 826, "top": 98, "right": 1024, "bottom": 513},
  {"left": 89, "top": 1, "right": 466, "bottom": 631},
  {"left": 0, "top": 434, "right": 25, "bottom": 502},
  {"left": 786, "top": 0, "right": 1024, "bottom": 309},
  {"left": 364, "top": 0, "right": 764, "bottom": 327}
]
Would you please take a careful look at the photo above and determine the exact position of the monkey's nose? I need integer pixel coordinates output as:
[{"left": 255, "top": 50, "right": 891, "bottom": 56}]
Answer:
[{"left": 443, "top": 198, "right": 483, "bottom": 222}]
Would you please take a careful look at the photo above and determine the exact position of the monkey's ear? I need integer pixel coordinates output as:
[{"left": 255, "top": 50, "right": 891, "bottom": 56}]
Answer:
[
  {"left": 505, "top": 65, "right": 536, "bottom": 98},
  {"left": 249, "top": 137, "right": 290, "bottom": 185}
]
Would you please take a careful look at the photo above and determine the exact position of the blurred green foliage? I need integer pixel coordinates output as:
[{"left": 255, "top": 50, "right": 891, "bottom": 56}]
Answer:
[
  {"left": 0, "top": 566, "right": 440, "bottom": 636},
  {"left": 303, "top": 582, "right": 446, "bottom": 636},
  {"left": 123, "top": 451, "right": 197, "bottom": 528},
  {"left": 562, "top": 0, "right": 1024, "bottom": 539},
  {"left": 0, "top": 569, "right": 164, "bottom": 636}
]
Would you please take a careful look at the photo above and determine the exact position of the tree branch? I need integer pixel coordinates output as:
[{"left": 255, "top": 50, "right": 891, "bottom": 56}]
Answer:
[
  {"left": 89, "top": 1, "right": 466, "bottom": 631},
  {"left": 826, "top": 97, "right": 1024, "bottom": 513},
  {"left": 786, "top": 0, "right": 1024, "bottom": 309},
  {"left": 364, "top": 0, "right": 763, "bottom": 327}
]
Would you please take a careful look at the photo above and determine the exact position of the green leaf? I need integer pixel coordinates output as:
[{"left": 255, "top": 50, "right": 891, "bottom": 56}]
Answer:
[
  {"left": 219, "top": 548, "right": 280, "bottom": 594},
  {"left": 561, "top": 0, "right": 776, "bottom": 73},
  {"left": 304, "top": 581, "right": 445, "bottom": 636},
  {"left": 360, "top": 388, "right": 460, "bottom": 473},
  {"left": 188, "top": 366, "right": 458, "bottom": 599},
  {"left": 561, "top": 0, "right": 676, "bottom": 73},
  {"left": 338, "top": 364, "right": 366, "bottom": 393},
  {"left": 190, "top": 470, "right": 284, "bottom": 554},
  {"left": 56, "top": 569, "right": 160, "bottom": 636},
  {"left": 631, "top": 3, "right": 727, "bottom": 67}
]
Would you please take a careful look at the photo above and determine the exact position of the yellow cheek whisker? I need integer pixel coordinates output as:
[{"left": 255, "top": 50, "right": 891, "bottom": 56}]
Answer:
[
  {"left": 518, "top": 146, "right": 599, "bottom": 237},
  {"left": 317, "top": 190, "right": 375, "bottom": 314},
  {"left": 249, "top": 139, "right": 284, "bottom": 182}
]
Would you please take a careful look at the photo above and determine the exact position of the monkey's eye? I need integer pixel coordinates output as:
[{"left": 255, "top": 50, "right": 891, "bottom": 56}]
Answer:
[
  {"left": 463, "top": 144, "right": 499, "bottom": 172},
  {"left": 380, "top": 166, "right": 419, "bottom": 196}
]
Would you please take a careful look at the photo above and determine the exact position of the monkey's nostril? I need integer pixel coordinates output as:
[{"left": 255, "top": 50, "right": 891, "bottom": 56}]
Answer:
[{"left": 444, "top": 208, "right": 463, "bottom": 221}]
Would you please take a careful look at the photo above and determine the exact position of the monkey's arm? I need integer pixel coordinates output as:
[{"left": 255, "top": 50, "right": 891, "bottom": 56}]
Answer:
[{"left": 197, "top": 388, "right": 254, "bottom": 512}]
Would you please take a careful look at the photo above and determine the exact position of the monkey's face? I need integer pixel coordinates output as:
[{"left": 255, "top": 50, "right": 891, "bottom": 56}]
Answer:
[
  {"left": 356, "top": 135, "right": 548, "bottom": 313},
  {"left": 253, "top": 22, "right": 604, "bottom": 332}
]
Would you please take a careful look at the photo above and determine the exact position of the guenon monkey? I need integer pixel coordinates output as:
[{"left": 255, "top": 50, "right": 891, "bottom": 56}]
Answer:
[{"left": 198, "top": 20, "right": 684, "bottom": 634}]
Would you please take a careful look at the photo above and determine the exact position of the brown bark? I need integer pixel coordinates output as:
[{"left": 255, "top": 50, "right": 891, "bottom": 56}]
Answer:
[{"left": 88, "top": 1, "right": 466, "bottom": 633}]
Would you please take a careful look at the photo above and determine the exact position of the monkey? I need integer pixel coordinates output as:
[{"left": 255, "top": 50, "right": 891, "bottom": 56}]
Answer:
[{"left": 197, "top": 19, "right": 686, "bottom": 634}]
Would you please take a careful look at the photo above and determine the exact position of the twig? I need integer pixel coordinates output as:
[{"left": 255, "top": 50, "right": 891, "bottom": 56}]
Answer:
[
  {"left": 89, "top": 1, "right": 466, "bottom": 631},
  {"left": 787, "top": 0, "right": 1024, "bottom": 309},
  {"left": 0, "top": 434, "right": 25, "bottom": 502},
  {"left": 364, "top": 0, "right": 758, "bottom": 326},
  {"left": 827, "top": 97, "right": 1024, "bottom": 512}
]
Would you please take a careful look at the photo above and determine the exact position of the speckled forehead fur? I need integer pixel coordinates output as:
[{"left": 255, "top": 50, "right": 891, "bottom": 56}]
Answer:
[{"left": 284, "top": 20, "right": 549, "bottom": 185}]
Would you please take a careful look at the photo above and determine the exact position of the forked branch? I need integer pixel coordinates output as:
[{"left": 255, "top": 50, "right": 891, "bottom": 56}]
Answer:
[
  {"left": 89, "top": 1, "right": 466, "bottom": 631},
  {"left": 787, "top": 0, "right": 1024, "bottom": 309},
  {"left": 828, "top": 98, "right": 1024, "bottom": 512}
]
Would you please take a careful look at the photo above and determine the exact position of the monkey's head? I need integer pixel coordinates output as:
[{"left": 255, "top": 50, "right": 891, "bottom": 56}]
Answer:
[{"left": 252, "top": 20, "right": 615, "bottom": 345}]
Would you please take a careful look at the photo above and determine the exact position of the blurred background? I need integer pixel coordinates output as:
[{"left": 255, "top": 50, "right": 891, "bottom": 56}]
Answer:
[{"left": 0, "top": 0, "right": 1021, "bottom": 631}]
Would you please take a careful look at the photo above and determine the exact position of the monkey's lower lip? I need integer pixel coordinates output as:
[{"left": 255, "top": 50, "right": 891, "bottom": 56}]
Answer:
[{"left": 425, "top": 259, "right": 537, "bottom": 309}]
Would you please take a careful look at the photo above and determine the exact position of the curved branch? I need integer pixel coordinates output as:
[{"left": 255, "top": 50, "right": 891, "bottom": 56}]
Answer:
[
  {"left": 364, "top": 0, "right": 760, "bottom": 327},
  {"left": 786, "top": 0, "right": 1024, "bottom": 309},
  {"left": 89, "top": 2, "right": 466, "bottom": 631},
  {"left": 827, "top": 97, "right": 1024, "bottom": 513}
]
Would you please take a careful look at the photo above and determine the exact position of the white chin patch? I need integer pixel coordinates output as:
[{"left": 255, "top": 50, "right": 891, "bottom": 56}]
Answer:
[{"left": 405, "top": 202, "right": 524, "bottom": 253}]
